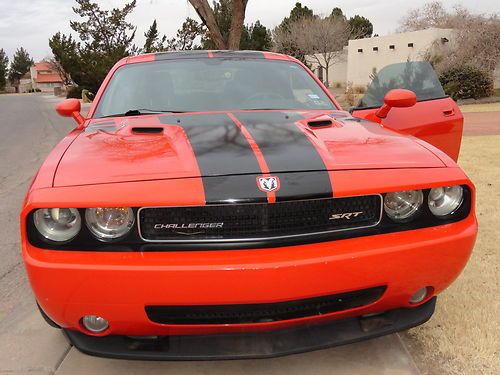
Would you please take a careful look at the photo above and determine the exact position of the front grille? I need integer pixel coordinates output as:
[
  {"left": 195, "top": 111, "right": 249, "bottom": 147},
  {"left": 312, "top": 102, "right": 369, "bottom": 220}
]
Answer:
[
  {"left": 145, "top": 286, "right": 386, "bottom": 325},
  {"left": 138, "top": 195, "right": 382, "bottom": 243}
]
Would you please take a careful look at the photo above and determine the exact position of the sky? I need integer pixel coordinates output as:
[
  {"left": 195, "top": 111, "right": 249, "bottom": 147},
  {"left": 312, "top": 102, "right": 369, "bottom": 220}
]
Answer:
[{"left": 0, "top": 0, "right": 498, "bottom": 61}]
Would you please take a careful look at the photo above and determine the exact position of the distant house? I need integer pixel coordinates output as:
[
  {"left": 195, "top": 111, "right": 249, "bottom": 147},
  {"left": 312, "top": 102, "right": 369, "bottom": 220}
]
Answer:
[{"left": 30, "top": 62, "right": 64, "bottom": 93}]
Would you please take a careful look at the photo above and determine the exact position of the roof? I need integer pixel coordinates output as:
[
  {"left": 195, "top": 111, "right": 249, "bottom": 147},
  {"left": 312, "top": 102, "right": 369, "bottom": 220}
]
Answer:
[
  {"left": 35, "top": 74, "right": 63, "bottom": 83},
  {"left": 126, "top": 50, "right": 295, "bottom": 64},
  {"left": 34, "top": 61, "right": 52, "bottom": 71}
]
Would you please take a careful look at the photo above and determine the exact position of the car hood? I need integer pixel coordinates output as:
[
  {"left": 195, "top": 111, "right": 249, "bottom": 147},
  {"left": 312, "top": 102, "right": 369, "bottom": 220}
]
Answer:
[{"left": 53, "top": 111, "right": 444, "bottom": 187}]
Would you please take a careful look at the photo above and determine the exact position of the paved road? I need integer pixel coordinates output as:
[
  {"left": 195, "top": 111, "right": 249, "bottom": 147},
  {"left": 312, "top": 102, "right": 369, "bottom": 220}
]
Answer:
[{"left": 0, "top": 94, "right": 420, "bottom": 374}]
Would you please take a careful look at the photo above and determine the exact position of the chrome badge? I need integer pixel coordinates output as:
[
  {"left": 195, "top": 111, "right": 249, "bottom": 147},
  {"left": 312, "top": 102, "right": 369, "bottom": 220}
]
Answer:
[
  {"left": 329, "top": 212, "right": 364, "bottom": 220},
  {"left": 257, "top": 176, "right": 280, "bottom": 192}
]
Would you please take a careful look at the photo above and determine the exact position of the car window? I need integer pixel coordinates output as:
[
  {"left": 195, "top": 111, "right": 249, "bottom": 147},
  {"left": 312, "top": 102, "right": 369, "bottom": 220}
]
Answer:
[
  {"left": 93, "top": 59, "right": 336, "bottom": 117},
  {"left": 356, "top": 61, "right": 446, "bottom": 109}
]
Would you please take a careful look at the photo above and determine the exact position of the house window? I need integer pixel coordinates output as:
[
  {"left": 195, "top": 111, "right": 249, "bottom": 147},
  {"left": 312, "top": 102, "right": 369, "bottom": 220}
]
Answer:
[
  {"left": 389, "top": 45, "right": 395, "bottom": 50},
  {"left": 373, "top": 47, "right": 378, "bottom": 52},
  {"left": 358, "top": 48, "right": 363, "bottom": 53},
  {"left": 408, "top": 43, "right": 414, "bottom": 48}
]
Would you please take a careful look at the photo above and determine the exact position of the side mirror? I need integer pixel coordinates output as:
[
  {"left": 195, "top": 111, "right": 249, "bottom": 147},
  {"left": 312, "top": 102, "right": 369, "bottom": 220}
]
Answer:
[
  {"left": 56, "top": 99, "right": 85, "bottom": 128},
  {"left": 375, "top": 89, "right": 417, "bottom": 119}
]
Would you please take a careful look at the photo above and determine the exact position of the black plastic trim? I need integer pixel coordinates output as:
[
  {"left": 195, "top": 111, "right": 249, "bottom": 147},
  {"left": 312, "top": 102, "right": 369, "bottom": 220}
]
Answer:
[
  {"left": 37, "top": 302, "right": 60, "bottom": 329},
  {"left": 145, "top": 286, "right": 386, "bottom": 325},
  {"left": 64, "top": 297, "right": 436, "bottom": 361}
]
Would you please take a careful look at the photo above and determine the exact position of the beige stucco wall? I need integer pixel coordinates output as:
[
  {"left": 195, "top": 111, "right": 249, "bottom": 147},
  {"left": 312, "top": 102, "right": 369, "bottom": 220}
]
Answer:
[
  {"left": 307, "top": 28, "right": 459, "bottom": 89},
  {"left": 306, "top": 48, "right": 348, "bottom": 88},
  {"left": 346, "top": 28, "right": 454, "bottom": 88},
  {"left": 494, "top": 63, "right": 500, "bottom": 89}
]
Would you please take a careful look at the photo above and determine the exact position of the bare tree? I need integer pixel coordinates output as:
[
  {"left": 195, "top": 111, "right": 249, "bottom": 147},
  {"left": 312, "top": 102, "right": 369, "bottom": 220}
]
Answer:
[
  {"left": 399, "top": 1, "right": 500, "bottom": 73},
  {"left": 274, "top": 16, "right": 351, "bottom": 87},
  {"left": 398, "top": 1, "right": 452, "bottom": 32},
  {"left": 188, "top": 0, "right": 248, "bottom": 49},
  {"left": 47, "top": 59, "right": 72, "bottom": 86}
]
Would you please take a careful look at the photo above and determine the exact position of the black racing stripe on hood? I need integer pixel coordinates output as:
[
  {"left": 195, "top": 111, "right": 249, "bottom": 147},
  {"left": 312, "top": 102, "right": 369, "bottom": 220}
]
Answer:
[
  {"left": 211, "top": 51, "right": 265, "bottom": 59},
  {"left": 233, "top": 112, "right": 333, "bottom": 200},
  {"left": 158, "top": 113, "right": 267, "bottom": 204},
  {"left": 200, "top": 175, "right": 267, "bottom": 204},
  {"left": 155, "top": 51, "right": 209, "bottom": 60}
]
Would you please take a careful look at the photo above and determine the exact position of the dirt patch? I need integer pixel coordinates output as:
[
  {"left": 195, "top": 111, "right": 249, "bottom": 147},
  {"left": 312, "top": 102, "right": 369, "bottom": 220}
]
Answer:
[{"left": 401, "top": 135, "right": 500, "bottom": 375}]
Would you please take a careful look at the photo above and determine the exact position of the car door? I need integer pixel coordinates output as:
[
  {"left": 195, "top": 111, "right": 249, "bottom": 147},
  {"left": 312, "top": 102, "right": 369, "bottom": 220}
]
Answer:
[{"left": 351, "top": 61, "right": 464, "bottom": 161}]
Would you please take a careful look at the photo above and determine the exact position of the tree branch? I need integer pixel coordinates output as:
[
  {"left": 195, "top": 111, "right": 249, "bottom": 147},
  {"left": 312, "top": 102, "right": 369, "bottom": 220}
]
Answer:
[{"left": 188, "top": 0, "right": 226, "bottom": 49}]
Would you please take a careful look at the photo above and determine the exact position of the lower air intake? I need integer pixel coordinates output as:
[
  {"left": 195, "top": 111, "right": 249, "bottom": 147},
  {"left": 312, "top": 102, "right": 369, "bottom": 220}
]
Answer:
[{"left": 145, "top": 286, "right": 386, "bottom": 325}]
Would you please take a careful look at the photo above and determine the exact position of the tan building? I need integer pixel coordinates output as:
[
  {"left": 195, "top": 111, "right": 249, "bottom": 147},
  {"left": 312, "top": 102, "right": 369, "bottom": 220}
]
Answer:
[{"left": 308, "top": 28, "right": 454, "bottom": 89}]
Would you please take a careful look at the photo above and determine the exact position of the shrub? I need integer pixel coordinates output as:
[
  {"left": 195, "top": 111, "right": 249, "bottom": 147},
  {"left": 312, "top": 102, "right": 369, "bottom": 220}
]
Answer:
[
  {"left": 439, "top": 65, "right": 494, "bottom": 100},
  {"left": 66, "top": 85, "right": 84, "bottom": 99}
]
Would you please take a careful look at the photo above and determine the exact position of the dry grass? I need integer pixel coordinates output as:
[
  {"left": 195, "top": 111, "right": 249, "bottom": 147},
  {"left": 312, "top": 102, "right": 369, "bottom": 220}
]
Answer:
[
  {"left": 401, "top": 135, "right": 500, "bottom": 375},
  {"left": 460, "top": 102, "right": 500, "bottom": 113}
]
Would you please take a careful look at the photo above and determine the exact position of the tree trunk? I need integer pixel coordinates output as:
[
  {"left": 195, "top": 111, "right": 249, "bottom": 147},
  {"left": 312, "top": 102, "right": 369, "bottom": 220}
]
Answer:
[
  {"left": 188, "top": 0, "right": 226, "bottom": 49},
  {"left": 227, "top": 0, "right": 248, "bottom": 50},
  {"left": 325, "top": 63, "right": 330, "bottom": 87}
]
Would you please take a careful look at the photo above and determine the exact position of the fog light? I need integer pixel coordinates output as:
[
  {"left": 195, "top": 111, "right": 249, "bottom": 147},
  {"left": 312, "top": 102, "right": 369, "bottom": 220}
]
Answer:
[
  {"left": 82, "top": 315, "right": 109, "bottom": 333},
  {"left": 409, "top": 287, "right": 429, "bottom": 304}
]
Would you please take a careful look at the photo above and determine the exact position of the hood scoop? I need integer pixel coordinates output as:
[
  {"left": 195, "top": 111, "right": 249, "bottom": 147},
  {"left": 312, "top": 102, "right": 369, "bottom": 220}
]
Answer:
[
  {"left": 307, "top": 119, "right": 333, "bottom": 128},
  {"left": 131, "top": 127, "right": 164, "bottom": 134}
]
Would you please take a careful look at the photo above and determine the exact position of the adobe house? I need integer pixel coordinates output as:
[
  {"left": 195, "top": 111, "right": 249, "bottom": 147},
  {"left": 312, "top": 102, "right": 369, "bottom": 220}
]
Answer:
[{"left": 307, "top": 28, "right": 500, "bottom": 90}]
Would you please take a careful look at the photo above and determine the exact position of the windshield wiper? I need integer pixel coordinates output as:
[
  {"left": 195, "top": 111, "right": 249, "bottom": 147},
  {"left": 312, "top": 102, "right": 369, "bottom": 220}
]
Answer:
[{"left": 100, "top": 109, "right": 185, "bottom": 118}]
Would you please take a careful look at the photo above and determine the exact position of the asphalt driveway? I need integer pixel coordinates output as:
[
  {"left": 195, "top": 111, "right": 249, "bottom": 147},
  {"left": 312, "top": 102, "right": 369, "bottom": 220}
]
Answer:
[{"left": 0, "top": 93, "right": 425, "bottom": 374}]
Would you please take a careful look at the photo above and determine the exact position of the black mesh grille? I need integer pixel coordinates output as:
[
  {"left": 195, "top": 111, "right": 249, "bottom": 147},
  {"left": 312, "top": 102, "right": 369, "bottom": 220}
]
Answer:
[
  {"left": 145, "top": 286, "right": 386, "bottom": 325},
  {"left": 139, "top": 195, "right": 381, "bottom": 242}
]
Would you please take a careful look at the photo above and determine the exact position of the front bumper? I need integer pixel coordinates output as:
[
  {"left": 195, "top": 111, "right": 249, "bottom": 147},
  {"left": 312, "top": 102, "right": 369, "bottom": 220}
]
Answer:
[
  {"left": 64, "top": 297, "right": 436, "bottom": 360},
  {"left": 23, "top": 213, "right": 476, "bottom": 338}
]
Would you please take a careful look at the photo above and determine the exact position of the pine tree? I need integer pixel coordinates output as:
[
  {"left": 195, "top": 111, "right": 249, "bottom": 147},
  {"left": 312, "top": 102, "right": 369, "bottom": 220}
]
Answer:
[
  {"left": 0, "top": 49, "right": 9, "bottom": 91},
  {"left": 8, "top": 47, "right": 33, "bottom": 86},
  {"left": 247, "top": 21, "right": 272, "bottom": 51},
  {"left": 143, "top": 20, "right": 166, "bottom": 53},
  {"left": 49, "top": 0, "right": 137, "bottom": 93}
]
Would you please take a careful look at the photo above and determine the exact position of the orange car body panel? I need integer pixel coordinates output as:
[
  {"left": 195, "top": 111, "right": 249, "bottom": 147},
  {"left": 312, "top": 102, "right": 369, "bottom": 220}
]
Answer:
[{"left": 352, "top": 98, "right": 464, "bottom": 162}]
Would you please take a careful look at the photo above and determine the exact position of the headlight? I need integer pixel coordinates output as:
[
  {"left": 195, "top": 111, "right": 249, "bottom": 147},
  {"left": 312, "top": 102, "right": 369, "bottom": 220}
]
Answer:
[
  {"left": 85, "top": 208, "right": 135, "bottom": 242},
  {"left": 384, "top": 190, "right": 424, "bottom": 222},
  {"left": 33, "top": 208, "right": 81, "bottom": 242},
  {"left": 428, "top": 185, "right": 464, "bottom": 218}
]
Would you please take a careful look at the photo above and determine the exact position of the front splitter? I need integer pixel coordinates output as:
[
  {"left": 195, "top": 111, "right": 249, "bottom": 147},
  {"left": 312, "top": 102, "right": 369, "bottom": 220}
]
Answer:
[{"left": 64, "top": 297, "right": 436, "bottom": 361}]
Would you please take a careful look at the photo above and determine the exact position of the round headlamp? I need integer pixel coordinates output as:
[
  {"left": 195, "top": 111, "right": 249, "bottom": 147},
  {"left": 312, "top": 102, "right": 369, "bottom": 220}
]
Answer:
[
  {"left": 384, "top": 190, "right": 424, "bottom": 222},
  {"left": 428, "top": 185, "right": 464, "bottom": 218},
  {"left": 85, "top": 207, "right": 135, "bottom": 242},
  {"left": 33, "top": 208, "right": 81, "bottom": 242}
]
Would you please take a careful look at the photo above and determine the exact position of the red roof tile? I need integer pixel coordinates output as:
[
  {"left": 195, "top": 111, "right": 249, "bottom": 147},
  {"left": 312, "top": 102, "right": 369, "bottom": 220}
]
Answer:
[
  {"left": 36, "top": 74, "right": 63, "bottom": 83},
  {"left": 34, "top": 62, "right": 52, "bottom": 71}
]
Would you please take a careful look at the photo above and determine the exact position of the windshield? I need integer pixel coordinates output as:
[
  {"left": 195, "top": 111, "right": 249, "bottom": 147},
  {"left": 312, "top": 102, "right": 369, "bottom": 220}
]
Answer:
[
  {"left": 356, "top": 61, "right": 446, "bottom": 109},
  {"left": 93, "top": 59, "right": 336, "bottom": 117}
]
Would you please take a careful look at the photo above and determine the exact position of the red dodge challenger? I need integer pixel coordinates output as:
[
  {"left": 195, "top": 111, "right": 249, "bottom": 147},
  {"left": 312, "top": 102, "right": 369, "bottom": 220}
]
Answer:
[{"left": 21, "top": 51, "right": 477, "bottom": 360}]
